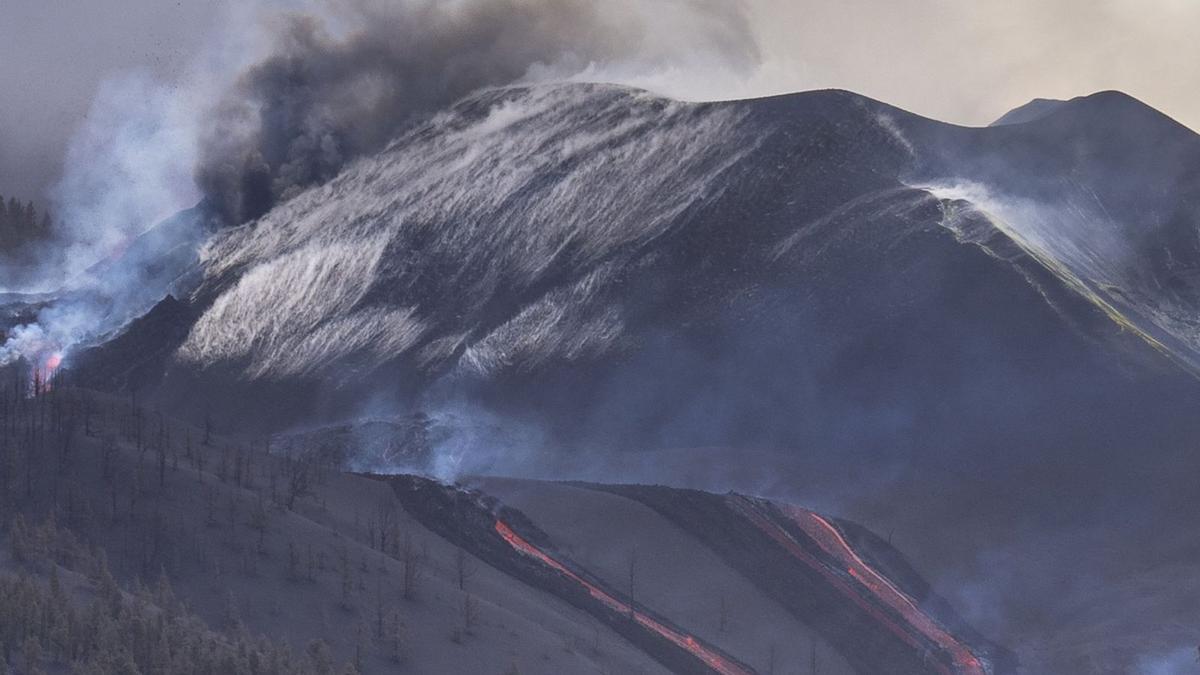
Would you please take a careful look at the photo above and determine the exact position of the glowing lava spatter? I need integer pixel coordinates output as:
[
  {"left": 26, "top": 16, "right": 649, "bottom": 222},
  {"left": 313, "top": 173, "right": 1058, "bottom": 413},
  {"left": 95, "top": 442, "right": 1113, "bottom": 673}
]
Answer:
[
  {"left": 729, "top": 496, "right": 987, "bottom": 675},
  {"left": 30, "top": 351, "right": 64, "bottom": 394},
  {"left": 494, "top": 520, "right": 755, "bottom": 675}
]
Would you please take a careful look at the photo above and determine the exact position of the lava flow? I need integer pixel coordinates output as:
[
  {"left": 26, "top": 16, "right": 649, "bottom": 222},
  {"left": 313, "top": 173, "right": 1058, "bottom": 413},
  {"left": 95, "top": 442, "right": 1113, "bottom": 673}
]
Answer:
[
  {"left": 729, "top": 496, "right": 987, "bottom": 675},
  {"left": 494, "top": 520, "right": 754, "bottom": 675},
  {"left": 782, "top": 504, "right": 986, "bottom": 674},
  {"left": 31, "top": 351, "right": 63, "bottom": 394}
]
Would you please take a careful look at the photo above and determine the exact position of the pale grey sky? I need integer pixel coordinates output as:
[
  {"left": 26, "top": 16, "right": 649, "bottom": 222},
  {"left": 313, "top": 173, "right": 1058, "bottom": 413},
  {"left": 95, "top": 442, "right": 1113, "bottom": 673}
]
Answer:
[
  {"left": 1, "top": 0, "right": 1197, "bottom": 206},
  {"left": 740, "top": 0, "right": 1200, "bottom": 129},
  {"left": 0, "top": 0, "right": 229, "bottom": 204}
]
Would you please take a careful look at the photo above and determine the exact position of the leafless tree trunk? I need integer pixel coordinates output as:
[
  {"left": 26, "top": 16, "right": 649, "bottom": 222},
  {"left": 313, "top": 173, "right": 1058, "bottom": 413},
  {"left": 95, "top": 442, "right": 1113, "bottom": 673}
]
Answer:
[
  {"left": 374, "top": 579, "right": 385, "bottom": 639},
  {"left": 284, "top": 453, "right": 314, "bottom": 511},
  {"left": 402, "top": 533, "right": 425, "bottom": 601},
  {"left": 376, "top": 498, "right": 397, "bottom": 552},
  {"left": 388, "top": 611, "right": 406, "bottom": 663},
  {"left": 338, "top": 545, "right": 353, "bottom": 610},
  {"left": 627, "top": 546, "right": 637, "bottom": 620},
  {"left": 462, "top": 592, "right": 480, "bottom": 635},
  {"left": 455, "top": 547, "right": 477, "bottom": 591}
]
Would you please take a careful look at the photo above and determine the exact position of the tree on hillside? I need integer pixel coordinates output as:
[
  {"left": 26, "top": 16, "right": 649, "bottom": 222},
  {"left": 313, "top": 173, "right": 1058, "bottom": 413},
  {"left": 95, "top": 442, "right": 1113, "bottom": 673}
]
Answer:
[
  {"left": 386, "top": 610, "right": 407, "bottom": 663},
  {"left": 401, "top": 533, "right": 425, "bottom": 601},
  {"left": 455, "top": 547, "right": 477, "bottom": 591},
  {"left": 461, "top": 592, "right": 480, "bottom": 635},
  {"left": 284, "top": 451, "right": 315, "bottom": 511},
  {"left": 0, "top": 194, "right": 53, "bottom": 250},
  {"left": 627, "top": 546, "right": 637, "bottom": 620}
]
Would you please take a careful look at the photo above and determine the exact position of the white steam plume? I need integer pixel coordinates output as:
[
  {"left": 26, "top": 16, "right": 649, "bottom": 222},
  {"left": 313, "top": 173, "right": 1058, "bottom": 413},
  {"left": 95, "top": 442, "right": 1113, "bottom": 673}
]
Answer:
[{"left": 0, "top": 0, "right": 765, "bottom": 372}]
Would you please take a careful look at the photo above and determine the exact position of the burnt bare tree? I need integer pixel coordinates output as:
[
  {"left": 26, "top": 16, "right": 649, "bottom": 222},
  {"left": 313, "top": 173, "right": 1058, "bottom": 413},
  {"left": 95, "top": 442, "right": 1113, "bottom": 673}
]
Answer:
[
  {"left": 283, "top": 451, "right": 315, "bottom": 511},
  {"left": 627, "top": 546, "right": 637, "bottom": 620},
  {"left": 461, "top": 592, "right": 480, "bottom": 635},
  {"left": 455, "top": 547, "right": 477, "bottom": 591},
  {"left": 401, "top": 533, "right": 425, "bottom": 601}
]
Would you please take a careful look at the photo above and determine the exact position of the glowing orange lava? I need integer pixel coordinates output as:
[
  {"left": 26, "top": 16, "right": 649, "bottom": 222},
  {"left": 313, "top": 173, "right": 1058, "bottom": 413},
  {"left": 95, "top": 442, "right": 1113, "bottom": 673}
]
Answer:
[
  {"left": 730, "top": 496, "right": 987, "bottom": 675},
  {"left": 33, "top": 351, "right": 64, "bottom": 393},
  {"left": 783, "top": 506, "right": 985, "bottom": 674},
  {"left": 24, "top": 350, "right": 64, "bottom": 395},
  {"left": 494, "top": 520, "right": 753, "bottom": 675}
]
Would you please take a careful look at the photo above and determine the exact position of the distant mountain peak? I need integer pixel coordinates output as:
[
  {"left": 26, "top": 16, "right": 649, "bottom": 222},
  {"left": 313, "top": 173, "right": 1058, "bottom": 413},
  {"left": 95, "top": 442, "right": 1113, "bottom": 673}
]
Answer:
[
  {"left": 991, "top": 97, "right": 1067, "bottom": 126},
  {"left": 992, "top": 90, "right": 1190, "bottom": 136}
]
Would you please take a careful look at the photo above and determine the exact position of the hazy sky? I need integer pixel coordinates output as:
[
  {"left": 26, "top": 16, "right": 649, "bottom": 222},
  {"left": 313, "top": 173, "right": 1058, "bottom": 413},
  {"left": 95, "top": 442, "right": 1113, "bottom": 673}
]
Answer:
[
  {"left": 0, "top": 0, "right": 230, "bottom": 205},
  {"left": 1, "top": 0, "right": 1197, "bottom": 206}
]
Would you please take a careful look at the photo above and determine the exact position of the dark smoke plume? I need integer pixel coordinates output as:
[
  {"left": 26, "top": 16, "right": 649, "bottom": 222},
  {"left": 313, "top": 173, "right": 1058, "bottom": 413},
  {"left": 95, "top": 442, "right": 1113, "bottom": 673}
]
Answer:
[{"left": 197, "top": 0, "right": 760, "bottom": 224}]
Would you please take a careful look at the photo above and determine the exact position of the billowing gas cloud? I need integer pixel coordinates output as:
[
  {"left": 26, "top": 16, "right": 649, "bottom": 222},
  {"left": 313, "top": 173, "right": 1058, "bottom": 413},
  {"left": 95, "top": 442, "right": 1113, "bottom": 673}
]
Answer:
[
  {"left": 9, "top": 0, "right": 1200, "bottom": 218},
  {"left": 196, "top": 0, "right": 761, "bottom": 224},
  {"left": 0, "top": 72, "right": 213, "bottom": 370},
  {"left": 52, "top": 72, "right": 204, "bottom": 284},
  {"left": 0, "top": 0, "right": 760, "bottom": 371}
]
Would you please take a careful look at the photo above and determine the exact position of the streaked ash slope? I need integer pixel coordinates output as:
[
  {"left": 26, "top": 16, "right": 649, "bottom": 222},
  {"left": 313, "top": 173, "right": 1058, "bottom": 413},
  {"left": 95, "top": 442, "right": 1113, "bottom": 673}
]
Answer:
[
  {"left": 78, "top": 84, "right": 1200, "bottom": 448},
  {"left": 58, "top": 84, "right": 1200, "bottom": 672}
]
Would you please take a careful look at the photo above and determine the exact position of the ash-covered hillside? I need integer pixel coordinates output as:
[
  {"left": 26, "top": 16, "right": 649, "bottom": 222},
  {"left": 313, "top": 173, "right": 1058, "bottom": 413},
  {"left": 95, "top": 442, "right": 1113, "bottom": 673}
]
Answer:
[
  {"left": 0, "top": 386, "right": 1010, "bottom": 674},
  {"left": 72, "top": 83, "right": 1200, "bottom": 459},
  {"left": 51, "top": 83, "right": 1200, "bottom": 672}
]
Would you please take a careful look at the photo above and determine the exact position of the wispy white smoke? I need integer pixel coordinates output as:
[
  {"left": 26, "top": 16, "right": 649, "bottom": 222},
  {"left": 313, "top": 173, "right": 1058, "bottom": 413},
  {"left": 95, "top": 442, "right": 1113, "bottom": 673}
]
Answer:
[
  {"left": 920, "top": 179, "right": 1200, "bottom": 373},
  {"left": 51, "top": 72, "right": 202, "bottom": 285},
  {"left": 1, "top": 0, "right": 764, "bottom": 370},
  {"left": 0, "top": 73, "right": 207, "bottom": 369}
]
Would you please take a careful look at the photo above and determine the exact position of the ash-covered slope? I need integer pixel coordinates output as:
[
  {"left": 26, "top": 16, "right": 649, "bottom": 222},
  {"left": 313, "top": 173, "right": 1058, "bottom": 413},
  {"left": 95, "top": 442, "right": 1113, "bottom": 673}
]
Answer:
[
  {"left": 180, "top": 84, "right": 765, "bottom": 382},
  {"left": 905, "top": 90, "right": 1200, "bottom": 375},
  {"left": 0, "top": 388, "right": 676, "bottom": 675},
  {"left": 122, "top": 83, "right": 1200, "bottom": 453},
  {"left": 0, "top": 202, "right": 218, "bottom": 381},
  {"left": 145, "top": 82, "right": 933, "bottom": 431},
  {"left": 62, "top": 83, "right": 1200, "bottom": 672},
  {"left": 392, "top": 474, "right": 1014, "bottom": 674},
  {"left": 0, "top": 381, "right": 1010, "bottom": 674}
]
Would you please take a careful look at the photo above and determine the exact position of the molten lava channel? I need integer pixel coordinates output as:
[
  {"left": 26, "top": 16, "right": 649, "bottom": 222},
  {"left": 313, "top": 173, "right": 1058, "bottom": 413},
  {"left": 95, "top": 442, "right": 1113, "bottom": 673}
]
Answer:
[
  {"left": 494, "top": 520, "right": 754, "bottom": 675},
  {"left": 729, "top": 496, "right": 987, "bottom": 675}
]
